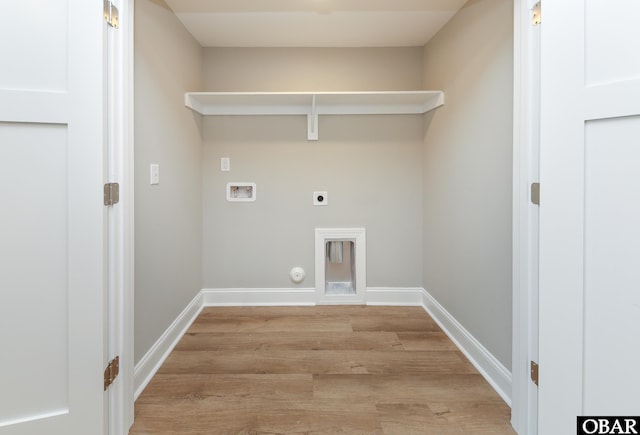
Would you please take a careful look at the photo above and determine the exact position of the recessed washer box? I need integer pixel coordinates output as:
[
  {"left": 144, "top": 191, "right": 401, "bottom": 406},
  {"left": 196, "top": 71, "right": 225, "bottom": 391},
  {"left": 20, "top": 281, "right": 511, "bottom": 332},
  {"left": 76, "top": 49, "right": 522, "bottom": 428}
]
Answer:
[{"left": 227, "top": 182, "right": 256, "bottom": 202}]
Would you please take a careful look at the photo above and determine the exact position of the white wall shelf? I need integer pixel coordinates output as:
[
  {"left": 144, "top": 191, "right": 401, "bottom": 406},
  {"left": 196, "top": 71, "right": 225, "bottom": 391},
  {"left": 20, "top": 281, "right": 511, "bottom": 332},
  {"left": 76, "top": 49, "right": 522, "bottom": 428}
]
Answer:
[{"left": 184, "top": 90, "right": 445, "bottom": 140}]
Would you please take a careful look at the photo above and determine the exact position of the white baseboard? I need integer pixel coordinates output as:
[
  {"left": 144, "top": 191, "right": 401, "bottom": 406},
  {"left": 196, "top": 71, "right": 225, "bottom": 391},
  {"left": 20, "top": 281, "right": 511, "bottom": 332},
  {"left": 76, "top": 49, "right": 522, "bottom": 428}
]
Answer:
[
  {"left": 201, "top": 288, "right": 316, "bottom": 306},
  {"left": 366, "top": 287, "right": 424, "bottom": 306},
  {"left": 200, "top": 287, "right": 425, "bottom": 306},
  {"left": 133, "top": 291, "right": 203, "bottom": 399},
  {"left": 420, "top": 288, "right": 512, "bottom": 405},
  {"left": 133, "top": 286, "right": 512, "bottom": 407}
]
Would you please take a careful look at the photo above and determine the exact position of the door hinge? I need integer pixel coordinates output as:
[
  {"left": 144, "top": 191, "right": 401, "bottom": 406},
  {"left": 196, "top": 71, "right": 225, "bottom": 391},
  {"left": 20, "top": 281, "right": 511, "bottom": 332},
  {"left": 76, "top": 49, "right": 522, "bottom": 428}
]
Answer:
[
  {"left": 531, "top": 182, "right": 540, "bottom": 205},
  {"left": 104, "top": 182, "right": 120, "bottom": 206},
  {"left": 104, "top": 0, "right": 120, "bottom": 29},
  {"left": 104, "top": 356, "right": 120, "bottom": 391},
  {"left": 532, "top": 1, "right": 541, "bottom": 26},
  {"left": 531, "top": 360, "right": 539, "bottom": 386}
]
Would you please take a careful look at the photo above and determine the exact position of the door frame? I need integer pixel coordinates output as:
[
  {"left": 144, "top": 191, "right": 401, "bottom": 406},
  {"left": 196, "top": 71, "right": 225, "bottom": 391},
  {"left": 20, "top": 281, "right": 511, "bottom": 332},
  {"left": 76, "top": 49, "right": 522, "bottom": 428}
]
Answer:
[
  {"left": 111, "top": 0, "right": 539, "bottom": 432},
  {"left": 106, "top": 0, "right": 135, "bottom": 433},
  {"left": 512, "top": 0, "right": 540, "bottom": 433}
]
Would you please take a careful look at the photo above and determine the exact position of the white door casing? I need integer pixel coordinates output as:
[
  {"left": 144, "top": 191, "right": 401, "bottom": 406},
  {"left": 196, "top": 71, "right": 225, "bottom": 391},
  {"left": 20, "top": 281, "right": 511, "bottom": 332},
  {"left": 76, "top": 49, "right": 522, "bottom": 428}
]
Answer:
[
  {"left": 0, "top": 1, "right": 107, "bottom": 434},
  {"left": 512, "top": 0, "right": 541, "bottom": 433},
  {"left": 105, "top": 0, "right": 135, "bottom": 433},
  {"left": 539, "top": 0, "right": 640, "bottom": 433}
]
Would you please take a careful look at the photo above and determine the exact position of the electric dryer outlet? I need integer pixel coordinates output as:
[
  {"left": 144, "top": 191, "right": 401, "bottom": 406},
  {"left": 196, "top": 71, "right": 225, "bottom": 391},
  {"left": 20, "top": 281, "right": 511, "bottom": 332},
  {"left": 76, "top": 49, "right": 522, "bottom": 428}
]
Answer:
[{"left": 313, "top": 191, "right": 328, "bottom": 206}]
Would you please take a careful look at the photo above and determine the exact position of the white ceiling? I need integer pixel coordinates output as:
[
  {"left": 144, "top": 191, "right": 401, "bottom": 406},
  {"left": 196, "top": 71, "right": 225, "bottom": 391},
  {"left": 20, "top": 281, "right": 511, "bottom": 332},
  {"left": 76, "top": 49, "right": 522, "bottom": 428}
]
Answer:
[{"left": 163, "top": 0, "right": 468, "bottom": 48}]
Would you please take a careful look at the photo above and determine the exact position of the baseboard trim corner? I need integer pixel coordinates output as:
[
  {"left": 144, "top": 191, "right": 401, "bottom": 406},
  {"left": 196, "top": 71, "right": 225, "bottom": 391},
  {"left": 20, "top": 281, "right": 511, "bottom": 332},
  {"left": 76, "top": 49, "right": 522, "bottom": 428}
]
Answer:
[
  {"left": 420, "top": 288, "right": 513, "bottom": 406},
  {"left": 133, "top": 290, "right": 203, "bottom": 399}
]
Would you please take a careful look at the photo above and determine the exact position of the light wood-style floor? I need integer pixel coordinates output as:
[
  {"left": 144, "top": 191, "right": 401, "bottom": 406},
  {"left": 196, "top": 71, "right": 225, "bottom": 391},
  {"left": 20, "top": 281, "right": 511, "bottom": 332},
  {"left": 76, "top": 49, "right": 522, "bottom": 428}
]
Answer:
[{"left": 130, "top": 306, "right": 515, "bottom": 434}]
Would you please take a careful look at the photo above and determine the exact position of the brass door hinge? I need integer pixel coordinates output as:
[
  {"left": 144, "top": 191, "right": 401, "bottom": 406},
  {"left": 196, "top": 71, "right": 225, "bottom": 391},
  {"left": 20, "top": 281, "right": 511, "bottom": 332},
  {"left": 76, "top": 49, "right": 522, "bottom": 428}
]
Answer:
[
  {"left": 531, "top": 182, "right": 540, "bottom": 205},
  {"left": 104, "top": 0, "right": 120, "bottom": 29},
  {"left": 532, "top": 2, "right": 541, "bottom": 26},
  {"left": 104, "top": 182, "right": 120, "bottom": 206},
  {"left": 104, "top": 356, "right": 120, "bottom": 391},
  {"left": 531, "top": 360, "right": 539, "bottom": 386}
]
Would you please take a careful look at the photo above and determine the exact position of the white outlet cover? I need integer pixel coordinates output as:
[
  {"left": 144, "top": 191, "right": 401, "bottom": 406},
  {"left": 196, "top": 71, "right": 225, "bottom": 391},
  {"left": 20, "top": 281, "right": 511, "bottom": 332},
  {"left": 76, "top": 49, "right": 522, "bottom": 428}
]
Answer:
[
  {"left": 313, "top": 191, "right": 328, "bottom": 206},
  {"left": 221, "top": 157, "right": 230, "bottom": 171},
  {"left": 150, "top": 163, "right": 159, "bottom": 185}
]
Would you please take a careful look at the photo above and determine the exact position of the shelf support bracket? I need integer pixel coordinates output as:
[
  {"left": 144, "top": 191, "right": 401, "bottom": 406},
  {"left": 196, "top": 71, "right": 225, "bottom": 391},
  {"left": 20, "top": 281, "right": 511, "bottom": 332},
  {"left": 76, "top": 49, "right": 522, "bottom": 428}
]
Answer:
[{"left": 307, "top": 95, "right": 319, "bottom": 141}]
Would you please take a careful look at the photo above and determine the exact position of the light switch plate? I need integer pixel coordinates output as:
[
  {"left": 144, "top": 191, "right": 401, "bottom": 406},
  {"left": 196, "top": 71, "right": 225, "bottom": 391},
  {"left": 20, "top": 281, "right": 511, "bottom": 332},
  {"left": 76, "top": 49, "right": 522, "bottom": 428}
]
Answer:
[
  {"left": 150, "top": 164, "right": 159, "bottom": 185},
  {"left": 221, "top": 157, "right": 230, "bottom": 172}
]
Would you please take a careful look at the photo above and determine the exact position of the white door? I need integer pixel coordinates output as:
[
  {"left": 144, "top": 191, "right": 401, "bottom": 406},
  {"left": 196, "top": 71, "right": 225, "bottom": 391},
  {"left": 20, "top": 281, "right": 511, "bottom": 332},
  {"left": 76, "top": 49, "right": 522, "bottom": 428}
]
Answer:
[
  {"left": 0, "top": 1, "right": 107, "bottom": 434},
  {"left": 538, "top": 0, "right": 640, "bottom": 433}
]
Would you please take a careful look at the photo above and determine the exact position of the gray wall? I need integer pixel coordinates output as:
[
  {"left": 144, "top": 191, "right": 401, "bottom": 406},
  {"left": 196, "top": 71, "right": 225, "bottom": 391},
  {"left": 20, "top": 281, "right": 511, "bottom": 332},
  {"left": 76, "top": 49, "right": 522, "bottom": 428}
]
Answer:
[
  {"left": 134, "top": 0, "right": 204, "bottom": 363},
  {"left": 204, "top": 47, "right": 424, "bottom": 91},
  {"left": 202, "top": 48, "right": 425, "bottom": 289},
  {"left": 133, "top": 5, "right": 515, "bottom": 373},
  {"left": 422, "top": 0, "right": 514, "bottom": 369}
]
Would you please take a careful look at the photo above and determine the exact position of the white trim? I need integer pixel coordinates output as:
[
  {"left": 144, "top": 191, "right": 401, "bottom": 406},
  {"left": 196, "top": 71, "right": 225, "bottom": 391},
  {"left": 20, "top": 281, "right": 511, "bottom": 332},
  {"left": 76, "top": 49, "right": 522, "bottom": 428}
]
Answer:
[
  {"left": 201, "top": 287, "right": 424, "bottom": 307},
  {"left": 365, "top": 287, "right": 424, "bottom": 306},
  {"left": 512, "top": 0, "right": 540, "bottom": 433},
  {"left": 107, "top": 0, "right": 135, "bottom": 433},
  {"left": 122, "top": 0, "right": 136, "bottom": 429},
  {"left": 133, "top": 291, "right": 203, "bottom": 399},
  {"left": 202, "top": 288, "right": 316, "bottom": 306},
  {"left": 511, "top": 0, "right": 526, "bottom": 428},
  {"left": 420, "top": 288, "right": 512, "bottom": 406}
]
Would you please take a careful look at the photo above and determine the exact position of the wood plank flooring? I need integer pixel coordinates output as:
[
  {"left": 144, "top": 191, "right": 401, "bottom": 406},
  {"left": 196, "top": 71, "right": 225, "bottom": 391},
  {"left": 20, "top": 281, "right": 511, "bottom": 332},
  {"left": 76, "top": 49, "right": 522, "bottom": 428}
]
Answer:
[{"left": 130, "top": 306, "right": 515, "bottom": 434}]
